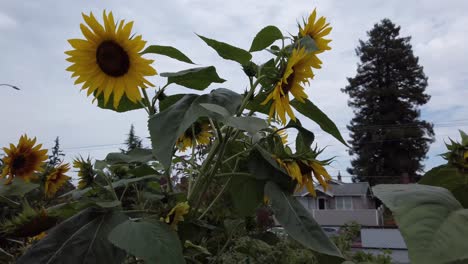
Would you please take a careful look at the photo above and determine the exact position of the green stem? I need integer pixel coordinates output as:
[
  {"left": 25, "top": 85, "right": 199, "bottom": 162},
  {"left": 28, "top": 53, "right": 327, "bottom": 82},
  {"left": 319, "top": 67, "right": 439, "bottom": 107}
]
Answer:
[
  {"left": 198, "top": 176, "right": 232, "bottom": 220},
  {"left": 214, "top": 172, "right": 252, "bottom": 178},
  {"left": 188, "top": 140, "right": 220, "bottom": 201},
  {"left": 141, "top": 88, "right": 154, "bottom": 115},
  {"left": 103, "top": 174, "right": 119, "bottom": 202},
  {"left": 0, "top": 195, "right": 20, "bottom": 207},
  {"left": 151, "top": 83, "right": 170, "bottom": 111}
]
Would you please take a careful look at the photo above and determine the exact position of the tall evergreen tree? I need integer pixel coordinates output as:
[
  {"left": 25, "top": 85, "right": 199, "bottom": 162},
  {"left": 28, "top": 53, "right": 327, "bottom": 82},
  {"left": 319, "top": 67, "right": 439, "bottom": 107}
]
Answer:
[
  {"left": 47, "top": 137, "right": 65, "bottom": 167},
  {"left": 342, "top": 19, "right": 434, "bottom": 186},
  {"left": 121, "top": 124, "right": 143, "bottom": 153}
]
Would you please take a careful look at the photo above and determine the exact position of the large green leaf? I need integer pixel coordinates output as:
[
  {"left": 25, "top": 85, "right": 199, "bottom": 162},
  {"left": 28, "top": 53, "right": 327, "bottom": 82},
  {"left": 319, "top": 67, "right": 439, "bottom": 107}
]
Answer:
[
  {"left": 159, "top": 94, "right": 185, "bottom": 112},
  {"left": 141, "top": 45, "right": 194, "bottom": 64},
  {"left": 249, "top": 25, "right": 283, "bottom": 52},
  {"left": 17, "top": 208, "right": 127, "bottom": 264},
  {"left": 264, "top": 182, "right": 343, "bottom": 263},
  {"left": 105, "top": 148, "right": 154, "bottom": 164},
  {"left": 148, "top": 88, "right": 242, "bottom": 168},
  {"left": 198, "top": 35, "right": 252, "bottom": 65},
  {"left": 95, "top": 92, "right": 144, "bottom": 113},
  {"left": 229, "top": 175, "right": 265, "bottom": 217},
  {"left": 373, "top": 184, "right": 468, "bottom": 264},
  {"left": 284, "top": 120, "right": 315, "bottom": 154},
  {"left": 199, "top": 103, "right": 268, "bottom": 134},
  {"left": 420, "top": 165, "right": 468, "bottom": 207},
  {"left": 0, "top": 178, "right": 39, "bottom": 197},
  {"left": 108, "top": 219, "right": 185, "bottom": 264},
  {"left": 247, "top": 148, "right": 293, "bottom": 191},
  {"left": 290, "top": 98, "right": 348, "bottom": 146},
  {"left": 160, "top": 66, "right": 225, "bottom": 90}
]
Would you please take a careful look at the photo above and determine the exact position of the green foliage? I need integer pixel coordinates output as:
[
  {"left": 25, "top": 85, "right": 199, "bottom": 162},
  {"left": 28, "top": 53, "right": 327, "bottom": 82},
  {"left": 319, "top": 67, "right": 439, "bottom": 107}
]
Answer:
[
  {"left": 142, "top": 45, "right": 194, "bottom": 64},
  {"left": 95, "top": 92, "right": 145, "bottom": 112},
  {"left": 374, "top": 184, "right": 468, "bottom": 264},
  {"left": 198, "top": 35, "right": 252, "bottom": 65},
  {"left": 148, "top": 88, "right": 242, "bottom": 168},
  {"left": 264, "top": 182, "right": 343, "bottom": 263},
  {"left": 0, "top": 178, "right": 39, "bottom": 197},
  {"left": 108, "top": 219, "right": 185, "bottom": 264},
  {"left": 47, "top": 137, "right": 65, "bottom": 168},
  {"left": 121, "top": 125, "right": 143, "bottom": 154},
  {"left": 160, "top": 66, "right": 225, "bottom": 90},
  {"left": 105, "top": 148, "right": 154, "bottom": 165},
  {"left": 17, "top": 208, "right": 127, "bottom": 264},
  {"left": 420, "top": 165, "right": 468, "bottom": 207},
  {"left": 249, "top": 26, "right": 283, "bottom": 52},
  {"left": 229, "top": 175, "right": 264, "bottom": 217},
  {"left": 290, "top": 99, "right": 347, "bottom": 146}
]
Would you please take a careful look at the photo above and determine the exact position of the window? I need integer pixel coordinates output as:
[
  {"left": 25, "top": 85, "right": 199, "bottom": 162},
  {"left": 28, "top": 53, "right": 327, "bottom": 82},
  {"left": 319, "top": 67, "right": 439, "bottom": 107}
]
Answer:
[
  {"left": 335, "top": 197, "right": 353, "bottom": 210},
  {"left": 318, "top": 198, "right": 326, "bottom": 210}
]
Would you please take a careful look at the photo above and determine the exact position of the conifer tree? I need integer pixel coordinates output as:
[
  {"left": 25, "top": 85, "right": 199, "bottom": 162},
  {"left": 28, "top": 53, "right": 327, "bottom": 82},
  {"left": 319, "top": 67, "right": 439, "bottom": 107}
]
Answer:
[
  {"left": 342, "top": 19, "right": 434, "bottom": 185},
  {"left": 122, "top": 124, "right": 143, "bottom": 153}
]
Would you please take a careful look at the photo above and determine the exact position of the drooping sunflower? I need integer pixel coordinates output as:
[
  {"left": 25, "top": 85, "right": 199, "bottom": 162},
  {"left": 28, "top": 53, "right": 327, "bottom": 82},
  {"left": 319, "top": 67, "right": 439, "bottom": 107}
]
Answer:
[
  {"left": 299, "top": 9, "right": 332, "bottom": 53},
  {"left": 66, "top": 11, "right": 157, "bottom": 108},
  {"left": 44, "top": 164, "right": 71, "bottom": 198},
  {"left": 277, "top": 158, "right": 331, "bottom": 196},
  {"left": 176, "top": 122, "right": 212, "bottom": 151},
  {"left": 1, "top": 135, "right": 48, "bottom": 184},
  {"left": 165, "top": 201, "right": 190, "bottom": 230},
  {"left": 73, "top": 156, "right": 95, "bottom": 189},
  {"left": 262, "top": 48, "right": 317, "bottom": 124}
]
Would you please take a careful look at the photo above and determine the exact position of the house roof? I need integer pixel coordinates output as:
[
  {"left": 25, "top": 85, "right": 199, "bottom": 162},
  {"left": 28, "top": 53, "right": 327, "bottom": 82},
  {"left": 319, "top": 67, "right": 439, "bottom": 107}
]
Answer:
[{"left": 295, "top": 181, "right": 371, "bottom": 197}]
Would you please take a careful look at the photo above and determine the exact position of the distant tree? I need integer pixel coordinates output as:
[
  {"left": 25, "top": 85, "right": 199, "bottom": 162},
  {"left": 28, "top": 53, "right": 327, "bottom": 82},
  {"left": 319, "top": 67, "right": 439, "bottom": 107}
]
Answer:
[
  {"left": 342, "top": 19, "right": 434, "bottom": 185},
  {"left": 47, "top": 137, "right": 65, "bottom": 167},
  {"left": 121, "top": 124, "right": 143, "bottom": 153}
]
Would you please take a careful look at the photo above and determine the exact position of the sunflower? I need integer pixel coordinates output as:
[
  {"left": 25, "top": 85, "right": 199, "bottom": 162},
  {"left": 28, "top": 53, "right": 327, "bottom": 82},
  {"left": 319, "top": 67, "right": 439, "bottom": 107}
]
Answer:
[
  {"left": 177, "top": 122, "right": 213, "bottom": 151},
  {"left": 44, "top": 164, "right": 71, "bottom": 198},
  {"left": 262, "top": 48, "right": 317, "bottom": 124},
  {"left": 165, "top": 201, "right": 190, "bottom": 230},
  {"left": 1, "top": 135, "right": 48, "bottom": 185},
  {"left": 277, "top": 158, "right": 331, "bottom": 196},
  {"left": 66, "top": 11, "right": 157, "bottom": 108},
  {"left": 299, "top": 9, "right": 332, "bottom": 53},
  {"left": 274, "top": 128, "right": 288, "bottom": 145},
  {"left": 73, "top": 156, "right": 95, "bottom": 189}
]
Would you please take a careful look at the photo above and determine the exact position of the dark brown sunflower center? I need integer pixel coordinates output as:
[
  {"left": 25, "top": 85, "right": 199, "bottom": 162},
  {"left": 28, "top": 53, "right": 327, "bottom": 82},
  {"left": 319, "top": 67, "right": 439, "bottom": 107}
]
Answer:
[
  {"left": 281, "top": 71, "right": 295, "bottom": 95},
  {"left": 12, "top": 155, "right": 27, "bottom": 171},
  {"left": 298, "top": 161, "right": 312, "bottom": 175},
  {"left": 96, "top": 40, "right": 130, "bottom": 77},
  {"left": 185, "top": 122, "right": 202, "bottom": 138}
]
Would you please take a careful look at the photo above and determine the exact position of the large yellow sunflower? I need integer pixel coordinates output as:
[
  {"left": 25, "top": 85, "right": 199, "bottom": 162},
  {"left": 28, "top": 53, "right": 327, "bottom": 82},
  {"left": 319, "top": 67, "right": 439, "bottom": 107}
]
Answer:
[
  {"left": 66, "top": 11, "right": 157, "bottom": 108},
  {"left": 262, "top": 48, "right": 317, "bottom": 124},
  {"left": 44, "top": 164, "right": 71, "bottom": 198},
  {"left": 73, "top": 156, "right": 95, "bottom": 189},
  {"left": 299, "top": 9, "right": 332, "bottom": 53},
  {"left": 1, "top": 135, "right": 48, "bottom": 184},
  {"left": 177, "top": 122, "right": 212, "bottom": 151},
  {"left": 165, "top": 201, "right": 190, "bottom": 230},
  {"left": 277, "top": 158, "right": 331, "bottom": 196}
]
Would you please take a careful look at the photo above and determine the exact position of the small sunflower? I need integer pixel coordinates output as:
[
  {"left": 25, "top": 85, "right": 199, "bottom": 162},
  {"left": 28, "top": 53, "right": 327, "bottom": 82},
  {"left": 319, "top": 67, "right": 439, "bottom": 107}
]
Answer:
[
  {"left": 262, "top": 48, "right": 317, "bottom": 124},
  {"left": 73, "top": 156, "right": 95, "bottom": 189},
  {"left": 44, "top": 164, "right": 71, "bottom": 198},
  {"left": 277, "top": 158, "right": 331, "bottom": 196},
  {"left": 299, "top": 9, "right": 332, "bottom": 53},
  {"left": 1, "top": 135, "right": 48, "bottom": 184},
  {"left": 66, "top": 11, "right": 157, "bottom": 108},
  {"left": 177, "top": 122, "right": 213, "bottom": 151},
  {"left": 165, "top": 201, "right": 190, "bottom": 230}
]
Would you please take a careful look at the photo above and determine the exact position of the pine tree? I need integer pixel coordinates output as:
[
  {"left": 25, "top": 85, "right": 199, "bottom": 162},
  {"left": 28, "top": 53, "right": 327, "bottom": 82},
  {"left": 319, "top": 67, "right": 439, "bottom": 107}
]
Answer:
[
  {"left": 122, "top": 124, "right": 143, "bottom": 153},
  {"left": 342, "top": 19, "right": 434, "bottom": 186},
  {"left": 47, "top": 137, "right": 65, "bottom": 167}
]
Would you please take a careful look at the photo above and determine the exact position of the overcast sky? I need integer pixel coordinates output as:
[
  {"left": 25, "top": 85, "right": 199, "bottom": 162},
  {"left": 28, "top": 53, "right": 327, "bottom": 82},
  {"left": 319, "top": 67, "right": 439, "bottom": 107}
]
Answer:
[{"left": 1, "top": 0, "right": 467, "bottom": 181}]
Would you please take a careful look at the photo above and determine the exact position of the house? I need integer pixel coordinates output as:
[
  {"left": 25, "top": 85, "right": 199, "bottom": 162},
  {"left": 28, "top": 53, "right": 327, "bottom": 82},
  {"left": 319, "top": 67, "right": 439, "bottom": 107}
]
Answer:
[{"left": 295, "top": 179, "right": 384, "bottom": 226}]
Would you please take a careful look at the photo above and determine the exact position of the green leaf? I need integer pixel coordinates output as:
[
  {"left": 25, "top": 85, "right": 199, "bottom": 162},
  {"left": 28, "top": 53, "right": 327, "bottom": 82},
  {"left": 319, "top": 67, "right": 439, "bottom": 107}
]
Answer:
[
  {"left": 264, "top": 182, "right": 343, "bottom": 263},
  {"left": 199, "top": 103, "right": 268, "bottom": 134},
  {"left": 229, "top": 175, "right": 265, "bottom": 217},
  {"left": 0, "top": 247, "right": 13, "bottom": 262},
  {"left": 95, "top": 92, "right": 144, "bottom": 113},
  {"left": 284, "top": 120, "right": 315, "bottom": 154},
  {"left": 159, "top": 94, "right": 185, "bottom": 112},
  {"left": 161, "top": 66, "right": 225, "bottom": 90},
  {"left": 128, "top": 164, "right": 160, "bottom": 177},
  {"left": 142, "top": 45, "right": 194, "bottom": 64},
  {"left": 105, "top": 148, "right": 154, "bottom": 164},
  {"left": 247, "top": 148, "right": 293, "bottom": 191},
  {"left": 96, "top": 200, "right": 121, "bottom": 208},
  {"left": 148, "top": 89, "right": 242, "bottom": 168},
  {"left": 245, "top": 92, "right": 271, "bottom": 115},
  {"left": 290, "top": 98, "right": 348, "bottom": 146},
  {"left": 17, "top": 208, "right": 127, "bottom": 264},
  {"left": 420, "top": 165, "right": 468, "bottom": 207},
  {"left": 0, "top": 178, "right": 39, "bottom": 197},
  {"left": 249, "top": 25, "right": 283, "bottom": 52},
  {"left": 373, "top": 184, "right": 468, "bottom": 264},
  {"left": 197, "top": 35, "right": 252, "bottom": 65},
  {"left": 108, "top": 219, "right": 185, "bottom": 264}
]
